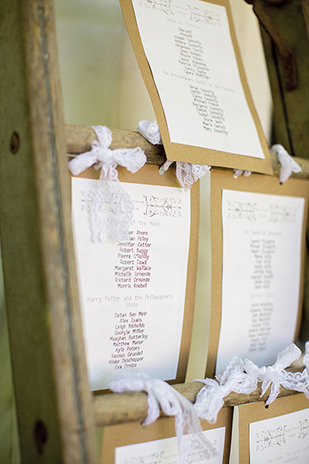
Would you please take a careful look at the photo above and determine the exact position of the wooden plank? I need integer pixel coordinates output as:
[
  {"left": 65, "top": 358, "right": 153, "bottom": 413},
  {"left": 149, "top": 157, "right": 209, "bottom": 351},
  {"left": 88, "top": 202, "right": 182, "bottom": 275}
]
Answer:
[
  {"left": 93, "top": 381, "right": 297, "bottom": 427},
  {"left": 0, "top": 1, "right": 98, "bottom": 462},
  {"left": 65, "top": 124, "right": 309, "bottom": 179},
  {"left": 302, "top": 0, "right": 309, "bottom": 39},
  {"left": 65, "top": 124, "right": 166, "bottom": 166},
  {"left": 252, "top": 0, "right": 309, "bottom": 356},
  {"left": 256, "top": 0, "right": 309, "bottom": 158}
]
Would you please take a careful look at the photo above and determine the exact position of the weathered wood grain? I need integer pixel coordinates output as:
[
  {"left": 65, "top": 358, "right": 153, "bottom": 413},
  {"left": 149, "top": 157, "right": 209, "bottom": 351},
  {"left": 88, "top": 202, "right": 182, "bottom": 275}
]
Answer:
[
  {"left": 303, "top": 0, "right": 309, "bottom": 38},
  {"left": 93, "top": 381, "right": 297, "bottom": 427},
  {"left": 0, "top": 1, "right": 97, "bottom": 462},
  {"left": 65, "top": 124, "right": 166, "bottom": 165},
  {"left": 255, "top": 0, "right": 309, "bottom": 158}
]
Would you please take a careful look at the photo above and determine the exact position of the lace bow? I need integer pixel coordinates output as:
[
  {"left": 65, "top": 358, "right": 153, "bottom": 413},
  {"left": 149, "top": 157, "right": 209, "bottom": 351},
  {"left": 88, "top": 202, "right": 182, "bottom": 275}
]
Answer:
[
  {"left": 244, "top": 344, "right": 302, "bottom": 405},
  {"left": 194, "top": 356, "right": 257, "bottom": 423},
  {"left": 109, "top": 371, "right": 216, "bottom": 462},
  {"left": 138, "top": 120, "right": 162, "bottom": 145},
  {"left": 69, "top": 126, "right": 146, "bottom": 242},
  {"left": 272, "top": 343, "right": 309, "bottom": 400},
  {"left": 270, "top": 144, "right": 301, "bottom": 184},
  {"left": 137, "top": 120, "right": 210, "bottom": 191}
]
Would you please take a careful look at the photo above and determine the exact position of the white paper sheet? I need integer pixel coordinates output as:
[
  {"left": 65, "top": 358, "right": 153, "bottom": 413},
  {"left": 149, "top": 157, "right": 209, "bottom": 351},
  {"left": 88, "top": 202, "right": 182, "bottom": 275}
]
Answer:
[
  {"left": 250, "top": 408, "right": 309, "bottom": 464},
  {"left": 72, "top": 178, "right": 191, "bottom": 390},
  {"left": 216, "top": 189, "right": 305, "bottom": 374},
  {"left": 115, "top": 427, "right": 226, "bottom": 464},
  {"left": 131, "top": 0, "right": 264, "bottom": 158}
]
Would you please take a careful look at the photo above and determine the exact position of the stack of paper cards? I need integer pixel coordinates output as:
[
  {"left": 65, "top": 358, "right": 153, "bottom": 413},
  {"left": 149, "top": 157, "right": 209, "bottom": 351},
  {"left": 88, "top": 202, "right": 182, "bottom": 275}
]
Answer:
[
  {"left": 230, "top": 394, "right": 309, "bottom": 463},
  {"left": 71, "top": 164, "right": 199, "bottom": 390},
  {"left": 101, "top": 407, "right": 232, "bottom": 464},
  {"left": 120, "top": 0, "right": 272, "bottom": 174}
]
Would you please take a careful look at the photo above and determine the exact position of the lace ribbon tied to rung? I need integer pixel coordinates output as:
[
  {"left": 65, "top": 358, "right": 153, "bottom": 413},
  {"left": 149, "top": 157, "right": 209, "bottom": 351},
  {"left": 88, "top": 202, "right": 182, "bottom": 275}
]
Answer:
[
  {"left": 270, "top": 144, "right": 301, "bottom": 184},
  {"left": 68, "top": 125, "right": 146, "bottom": 242},
  {"left": 109, "top": 371, "right": 216, "bottom": 463},
  {"left": 137, "top": 120, "right": 210, "bottom": 191},
  {"left": 194, "top": 356, "right": 257, "bottom": 424},
  {"left": 244, "top": 343, "right": 303, "bottom": 405}
]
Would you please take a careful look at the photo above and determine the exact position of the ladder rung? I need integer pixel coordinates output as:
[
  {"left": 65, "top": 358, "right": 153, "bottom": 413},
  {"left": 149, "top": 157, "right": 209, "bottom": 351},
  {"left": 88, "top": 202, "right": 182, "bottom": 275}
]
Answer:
[
  {"left": 92, "top": 380, "right": 297, "bottom": 427},
  {"left": 65, "top": 124, "right": 166, "bottom": 165},
  {"left": 65, "top": 125, "right": 309, "bottom": 180}
]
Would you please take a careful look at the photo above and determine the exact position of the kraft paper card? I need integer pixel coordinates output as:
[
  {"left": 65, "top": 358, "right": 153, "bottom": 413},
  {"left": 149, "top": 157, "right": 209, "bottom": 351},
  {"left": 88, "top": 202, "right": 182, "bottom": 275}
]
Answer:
[
  {"left": 230, "top": 394, "right": 309, "bottom": 463},
  {"left": 186, "top": 171, "right": 212, "bottom": 382},
  {"left": 120, "top": 0, "right": 272, "bottom": 174},
  {"left": 206, "top": 170, "right": 309, "bottom": 377},
  {"left": 101, "top": 407, "right": 232, "bottom": 464},
  {"left": 71, "top": 163, "right": 199, "bottom": 390}
]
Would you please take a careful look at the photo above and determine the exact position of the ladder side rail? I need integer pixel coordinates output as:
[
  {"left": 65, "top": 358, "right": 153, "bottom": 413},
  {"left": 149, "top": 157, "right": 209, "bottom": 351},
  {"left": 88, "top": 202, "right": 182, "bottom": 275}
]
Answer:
[{"left": 0, "top": 1, "right": 98, "bottom": 462}]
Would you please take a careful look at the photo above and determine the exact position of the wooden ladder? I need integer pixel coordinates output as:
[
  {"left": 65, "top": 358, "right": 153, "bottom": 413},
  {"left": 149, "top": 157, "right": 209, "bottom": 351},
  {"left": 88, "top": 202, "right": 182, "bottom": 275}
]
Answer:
[
  {"left": 1, "top": 1, "right": 309, "bottom": 463},
  {"left": 0, "top": 1, "right": 97, "bottom": 462}
]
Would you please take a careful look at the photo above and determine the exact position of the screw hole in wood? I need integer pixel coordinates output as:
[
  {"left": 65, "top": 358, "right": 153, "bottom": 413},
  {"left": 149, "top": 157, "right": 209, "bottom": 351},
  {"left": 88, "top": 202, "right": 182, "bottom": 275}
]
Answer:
[
  {"left": 10, "top": 131, "right": 20, "bottom": 155},
  {"left": 34, "top": 419, "right": 48, "bottom": 454}
]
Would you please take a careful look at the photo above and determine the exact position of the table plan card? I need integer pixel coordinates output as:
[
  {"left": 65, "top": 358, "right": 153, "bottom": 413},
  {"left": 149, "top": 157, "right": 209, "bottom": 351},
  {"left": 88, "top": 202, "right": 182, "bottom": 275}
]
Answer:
[
  {"left": 115, "top": 428, "right": 225, "bottom": 464},
  {"left": 216, "top": 190, "right": 305, "bottom": 373},
  {"left": 231, "top": 394, "right": 309, "bottom": 463},
  {"left": 250, "top": 407, "right": 309, "bottom": 464},
  {"left": 120, "top": 0, "right": 272, "bottom": 174},
  {"left": 101, "top": 408, "right": 232, "bottom": 464},
  {"left": 206, "top": 171, "right": 309, "bottom": 377},
  {"left": 71, "top": 165, "right": 198, "bottom": 390}
]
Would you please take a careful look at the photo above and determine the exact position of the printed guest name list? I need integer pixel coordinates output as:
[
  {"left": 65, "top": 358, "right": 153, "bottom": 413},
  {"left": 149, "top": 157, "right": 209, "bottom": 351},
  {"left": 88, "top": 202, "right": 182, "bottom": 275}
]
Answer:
[
  {"left": 131, "top": 0, "right": 265, "bottom": 158},
  {"left": 115, "top": 229, "right": 151, "bottom": 289},
  {"left": 72, "top": 178, "right": 191, "bottom": 390},
  {"left": 216, "top": 189, "right": 305, "bottom": 374}
]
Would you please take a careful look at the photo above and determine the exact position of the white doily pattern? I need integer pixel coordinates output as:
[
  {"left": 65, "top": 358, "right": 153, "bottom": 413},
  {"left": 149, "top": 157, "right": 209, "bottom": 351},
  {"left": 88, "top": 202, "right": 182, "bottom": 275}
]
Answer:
[{"left": 68, "top": 126, "right": 146, "bottom": 242}]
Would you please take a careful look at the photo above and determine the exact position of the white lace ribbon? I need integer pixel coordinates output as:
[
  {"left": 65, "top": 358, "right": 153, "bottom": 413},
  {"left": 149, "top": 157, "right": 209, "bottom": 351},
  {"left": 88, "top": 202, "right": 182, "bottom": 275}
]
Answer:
[
  {"left": 278, "top": 342, "right": 309, "bottom": 399},
  {"left": 109, "top": 371, "right": 216, "bottom": 462},
  {"left": 244, "top": 344, "right": 302, "bottom": 405},
  {"left": 138, "top": 120, "right": 162, "bottom": 145},
  {"left": 159, "top": 160, "right": 211, "bottom": 192},
  {"left": 194, "top": 356, "right": 257, "bottom": 423},
  {"left": 68, "top": 126, "right": 146, "bottom": 242},
  {"left": 137, "top": 120, "right": 210, "bottom": 191},
  {"left": 270, "top": 144, "right": 301, "bottom": 184},
  {"left": 233, "top": 169, "right": 251, "bottom": 179}
]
